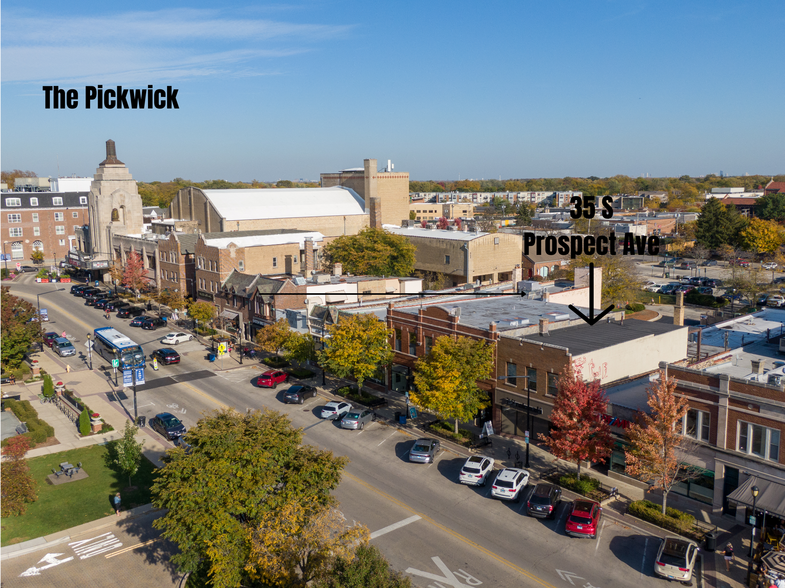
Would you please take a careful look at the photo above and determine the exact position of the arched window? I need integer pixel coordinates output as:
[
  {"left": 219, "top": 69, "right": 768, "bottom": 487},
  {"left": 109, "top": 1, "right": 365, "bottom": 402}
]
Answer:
[
  {"left": 111, "top": 208, "right": 120, "bottom": 222},
  {"left": 32, "top": 240, "right": 44, "bottom": 251}
]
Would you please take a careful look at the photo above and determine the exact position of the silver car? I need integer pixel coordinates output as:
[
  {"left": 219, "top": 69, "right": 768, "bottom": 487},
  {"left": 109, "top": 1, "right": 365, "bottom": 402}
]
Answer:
[
  {"left": 54, "top": 337, "right": 76, "bottom": 357},
  {"left": 408, "top": 438, "right": 440, "bottom": 463},
  {"left": 340, "top": 409, "right": 375, "bottom": 430}
]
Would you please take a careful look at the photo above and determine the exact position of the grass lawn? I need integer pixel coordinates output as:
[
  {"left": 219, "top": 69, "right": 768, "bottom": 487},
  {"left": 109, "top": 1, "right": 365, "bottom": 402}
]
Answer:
[{"left": 0, "top": 444, "right": 157, "bottom": 546}]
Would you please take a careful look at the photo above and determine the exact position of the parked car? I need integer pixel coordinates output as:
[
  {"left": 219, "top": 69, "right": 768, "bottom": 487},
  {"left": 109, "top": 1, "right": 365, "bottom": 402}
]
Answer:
[
  {"left": 731, "top": 258, "right": 751, "bottom": 267},
  {"left": 70, "top": 285, "right": 87, "bottom": 295},
  {"left": 762, "top": 262, "right": 778, "bottom": 270},
  {"left": 43, "top": 331, "right": 60, "bottom": 348},
  {"left": 20, "top": 265, "right": 37, "bottom": 273},
  {"left": 490, "top": 468, "right": 529, "bottom": 502},
  {"left": 565, "top": 500, "right": 602, "bottom": 539},
  {"left": 256, "top": 370, "right": 289, "bottom": 388},
  {"left": 321, "top": 401, "right": 352, "bottom": 420},
  {"left": 459, "top": 455, "right": 495, "bottom": 486},
  {"left": 659, "top": 284, "right": 678, "bottom": 294},
  {"left": 78, "top": 287, "right": 101, "bottom": 298},
  {"left": 767, "top": 295, "right": 785, "bottom": 307},
  {"left": 141, "top": 318, "right": 160, "bottom": 331},
  {"left": 149, "top": 412, "right": 187, "bottom": 441},
  {"left": 53, "top": 337, "right": 76, "bottom": 357},
  {"left": 526, "top": 483, "right": 562, "bottom": 518},
  {"left": 151, "top": 348, "right": 180, "bottom": 365},
  {"left": 654, "top": 537, "right": 699, "bottom": 583},
  {"left": 676, "top": 285, "right": 695, "bottom": 294},
  {"left": 703, "top": 279, "right": 722, "bottom": 288},
  {"left": 697, "top": 287, "right": 714, "bottom": 295},
  {"left": 408, "top": 438, "right": 441, "bottom": 463},
  {"left": 700, "top": 259, "right": 718, "bottom": 266},
  {"left": 679, "top": 262, "right": 696, "bottom": 269},
  {"left": 94, "top": 298, "right": 116, "bottom": 309},
  {"left": 688, "top": 277, "right": 704, "bottom": 285},
  {"left": 117, "top": 306, "right": 144, "bottom": 318},
  {"left": 282, "top": 385, "right": 318, "bottom": 404},
  {"left": 129, "top": 316, "right": 147, "bottom": 327},
  {"left": 161, "top": 332, "right": 194, "bottom": 345},
  {"left": 340, "top": 408, "right": 375, "bottom": 430},
  {"left": 644, "top": 285, "right": 662, "bottom": 293},
  {"left": 758, "top": 293, "right": 770, "bottom": 306},
  {"left": 104, "top": 302, "right": 120, "bottom": 312},
  {"left": 84, "top": 295, "right": 102, "bottom": 306}
]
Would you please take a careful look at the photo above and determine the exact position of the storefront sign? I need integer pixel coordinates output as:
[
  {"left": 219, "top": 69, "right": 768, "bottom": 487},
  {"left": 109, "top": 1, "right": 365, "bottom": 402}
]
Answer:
[
  {"left": 91, "top": 260, "right": 109, "bottom": 269},
  {"left": 197, "top": 290, "right": 214, "bottom": 301},
  {"left": 252, "top": 317, "right": 267, "bottom": 326}
]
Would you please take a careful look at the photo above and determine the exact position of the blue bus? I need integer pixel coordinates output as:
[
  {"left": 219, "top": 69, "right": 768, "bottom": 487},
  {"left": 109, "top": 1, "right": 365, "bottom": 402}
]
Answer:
[{"left": 92, "top": 327, "right": 146, "bottom": 369}]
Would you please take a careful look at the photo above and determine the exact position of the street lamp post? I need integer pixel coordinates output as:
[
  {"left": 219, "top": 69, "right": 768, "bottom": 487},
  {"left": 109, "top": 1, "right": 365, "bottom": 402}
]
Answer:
[
  {"left": 750, "top": 485, "right": 760, "bottom": 556},
  {"left": 2, "top": 241, "right": 8, "bottom": 275},
  {"left": 86, "top": 333, "right": 93, "bottom": 370}
]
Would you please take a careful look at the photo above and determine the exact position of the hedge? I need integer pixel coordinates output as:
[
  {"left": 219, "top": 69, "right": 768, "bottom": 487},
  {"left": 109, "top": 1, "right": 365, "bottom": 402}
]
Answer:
[
  {"left": 262, "top": 356, "right": 289, "bottom": 368},
  {"left": 0, "top": 399, "right": 55, "bottom": 448},
  {"left": 628, "top": 499, "right": 695, "bottom": 535},
  {"left": 559, "top": 473, "right": 601, "bottom": 496},
  {"left": 625, "top": 302, "right": 646, "bottom": 312}
]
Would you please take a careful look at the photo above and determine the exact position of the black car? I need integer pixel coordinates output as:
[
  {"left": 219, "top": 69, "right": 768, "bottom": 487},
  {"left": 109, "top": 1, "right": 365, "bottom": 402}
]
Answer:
[
  {"left": 84, "top": 295, "right": 102, "bottom": 306},
  {"left": 151, "top": 348, "right": 180, "bottom": 365},
  {"left": 70, "top": 285, "right": 87, "bottom": 295},
  {"left": 94, "top": 299, "right": 116, "bottom": 309},
  {"left": 130, "top": 315, "right": 147, "bottom": 326},
  {"left": 104, "top": 301, "right": 121, "bottom": 312},
  {"left": 149, "top": 412, "right": 186, "bottom": 440},
  {"left": 118, "top": 307, "right": 144, "bottom": 318},
  {"left": 20, "top": 265, "right": 37, "bottom": 273},
  {"left": 141, "top": 317, "right": 165, "bottom": 330},
  {"left": 526, "top": 484, "right": 562, "bottom": 518},
  {"left": 282, "top": 385, "right": 318, "bottom": 404},
  {"left": 79, "top": 287, "right": 102, "bottom": 298}
]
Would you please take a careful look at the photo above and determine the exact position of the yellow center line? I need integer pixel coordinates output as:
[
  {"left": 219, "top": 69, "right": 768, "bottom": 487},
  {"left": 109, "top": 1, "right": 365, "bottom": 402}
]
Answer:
[
  {"left": 105, "top": 537, "right": 160, "bottom": 558},
  {"left": 344, "top": 471, "right": 557, "bottom": 588}
]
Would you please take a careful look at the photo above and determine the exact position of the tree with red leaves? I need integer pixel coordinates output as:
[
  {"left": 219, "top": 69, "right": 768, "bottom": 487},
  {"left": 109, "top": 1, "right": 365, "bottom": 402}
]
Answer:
[
  {"left": 437, "top": 217, "right": 449, "bottom": 230},
  {"left": 1, "top": 435, "right": 38, "bottom": 517},
  {"left": 455, "top": 217, "right": 462, "bottom": 230},
  {"left": 539, "top": 365, "right": 612, "bottom": 479},
  {"left": 122, "top": 251, "right": 146, "bottom": 291}
]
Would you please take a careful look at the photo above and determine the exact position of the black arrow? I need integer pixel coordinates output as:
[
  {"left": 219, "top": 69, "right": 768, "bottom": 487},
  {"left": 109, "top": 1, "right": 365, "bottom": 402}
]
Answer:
[{"left": 568, "top": 263, "right": 615, "bottom": 326}]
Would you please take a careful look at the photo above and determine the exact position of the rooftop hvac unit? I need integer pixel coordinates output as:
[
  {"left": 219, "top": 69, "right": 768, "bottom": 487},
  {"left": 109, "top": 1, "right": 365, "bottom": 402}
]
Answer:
[{"left": 768, "top": 373, "right": 784, "bottom": 386}]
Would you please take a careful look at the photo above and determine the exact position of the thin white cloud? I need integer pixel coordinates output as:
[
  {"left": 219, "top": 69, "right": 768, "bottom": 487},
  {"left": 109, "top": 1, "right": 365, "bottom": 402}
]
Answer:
[{"left": 2, "top": 8, "right": 353, "bottom": 84}]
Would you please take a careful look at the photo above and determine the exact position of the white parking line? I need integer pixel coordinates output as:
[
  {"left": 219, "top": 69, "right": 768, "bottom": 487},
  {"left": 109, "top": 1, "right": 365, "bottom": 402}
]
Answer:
[
  {"left": 595, "top": 520, "right": 605, "bottom": 552},
  {"left": 370, "top": 515, "right": 421, "bottom": 539},
  {"left": 640, "top": 537, "right": 648, "bottom": 579},
  {"left": 378, "top": 430, "right": 397, "bottom": 446}
]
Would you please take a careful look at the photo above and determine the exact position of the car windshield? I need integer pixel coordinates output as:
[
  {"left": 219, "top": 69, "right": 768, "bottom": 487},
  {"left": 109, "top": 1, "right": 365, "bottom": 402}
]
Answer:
[
  {"left": 412, "top": 443, "right": 430, "bottom": 452},
  {"left": 161, "top": 416, "right": 181, "bottom": 427},
  {"left": 345, "top": 413, "right": 360, "bottom": 419},
  {"left": 57, "top": 341, "right": 71, "bottom": 348}
]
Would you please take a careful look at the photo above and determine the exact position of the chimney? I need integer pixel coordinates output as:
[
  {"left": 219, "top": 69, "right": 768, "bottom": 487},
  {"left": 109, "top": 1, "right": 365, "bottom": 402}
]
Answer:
[
  {"left": 674, "top": 291, "right": 685, "bottom": 326},
  {"left": 751, "top": 359, "right": 765, "bottom": 375},
  {"left": 333, "top": 262, "right": 342, "bottom": 277},
  {"left": 512, "top": 264, "right": 523, "bottom": 284},
  {"left": 539, "top": 318, "right": 549, "bottom": 336},
  {"left": 303, "top": 237, "right": 314, "bottom": 275}
]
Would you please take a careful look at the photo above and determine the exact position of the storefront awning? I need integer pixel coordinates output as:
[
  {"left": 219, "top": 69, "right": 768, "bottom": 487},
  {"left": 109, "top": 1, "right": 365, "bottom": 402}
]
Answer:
[
  {"left": 220, "top": 309, "right": 240, "bottom": 320},
  {"left": 727, "top": 475, "right": 785, "bottom": 518}
]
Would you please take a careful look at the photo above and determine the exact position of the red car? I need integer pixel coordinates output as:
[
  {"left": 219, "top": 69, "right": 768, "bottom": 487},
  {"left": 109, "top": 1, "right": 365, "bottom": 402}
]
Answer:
[
  {"left": 565, "top": 499, "right": 602, "bottom": 539},
  {"left": 256, "top": 370, "right": 289, "bottom": 388},
  {"left": 43, "top": 332, "right": 60, "bottom": 348}
]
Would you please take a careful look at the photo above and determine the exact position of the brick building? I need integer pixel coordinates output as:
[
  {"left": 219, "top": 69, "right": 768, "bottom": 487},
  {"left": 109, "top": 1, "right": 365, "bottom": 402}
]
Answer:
[
  {"left": 409, "top": 202, "right": 474, "bottom": 222},
  {"left": 2, "top": 191, "right": 89, "bottom": 267}
]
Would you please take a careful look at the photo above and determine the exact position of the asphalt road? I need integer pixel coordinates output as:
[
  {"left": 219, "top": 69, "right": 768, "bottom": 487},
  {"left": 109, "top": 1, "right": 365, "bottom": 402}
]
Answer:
[{"left": 7, "top": 275, "right": 673, "bottom": 588}]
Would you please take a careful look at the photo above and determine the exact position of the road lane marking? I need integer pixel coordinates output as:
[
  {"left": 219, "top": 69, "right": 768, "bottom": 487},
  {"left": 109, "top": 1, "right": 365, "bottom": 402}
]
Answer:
[
  {"left": 19, "top": 553, "right": 74, "bottom": 577},
  {"left": 595, "top": 520, "right": 605, "bottom": 552},
  {"left": 641, "top": 537, "right": 648, "bottom": 579},
  {"left": 345, "top": 471, "right": 557, "bottom": 588},
  {"left": 370, "top": 515, "right": 422, "bottom": 539},
  {"left": 105, "top": 537, "right": 160, "bottom": 558},
  {"left": 69, "top": 532, "right": 123, "bottom": 559},
  {"left": 378, "top": 430, "right": 398, "bottom": 446},
  {"left": 406, "top": 556, "right": 480, "bottom": 587}
]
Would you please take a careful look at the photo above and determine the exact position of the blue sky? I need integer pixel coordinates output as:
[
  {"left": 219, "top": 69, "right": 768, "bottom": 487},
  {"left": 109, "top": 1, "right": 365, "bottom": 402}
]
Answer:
[{"left": 2, "top": 1, "right": 783, "bottom": 182}]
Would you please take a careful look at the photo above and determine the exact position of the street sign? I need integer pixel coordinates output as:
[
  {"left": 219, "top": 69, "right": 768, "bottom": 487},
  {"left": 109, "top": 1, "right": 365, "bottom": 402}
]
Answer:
[
  {"left": 16, "top": 262, "right": 21, "bottom": 270},
  {"left": 111, "top": 359, "right": 119, "bottom": 368},
  {"left": 123, "top": 370, "right": 132, "bottom": 387},
  {"left": 84, "top": 340, "right": 94, "bottom": 349},
  {"left": 482, "top": 421, "right": 495, "bottom": 437},
  {"left": 408, "top": 406, "right": 417, "bottom": 419},
  {"left": 134, "top": 368, "right": 145, "bottom": 385},
  {"left": 217, "top": 342, "right": 227, "bottom": 356}
]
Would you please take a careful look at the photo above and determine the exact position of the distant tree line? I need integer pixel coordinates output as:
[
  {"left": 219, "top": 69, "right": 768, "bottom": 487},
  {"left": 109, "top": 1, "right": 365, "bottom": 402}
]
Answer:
[{"left": 137, "top": 178, "right": 320, "bottom": 208}]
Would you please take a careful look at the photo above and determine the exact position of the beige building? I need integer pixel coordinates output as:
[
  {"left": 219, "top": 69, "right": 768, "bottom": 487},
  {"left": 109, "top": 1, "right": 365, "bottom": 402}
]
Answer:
[
  {"left": 384, "top": 225, "right": 523, "bottom": 286},
  {"left": 321, "top": 159, "right": 409, "bottom": 228},
  {"left": 409, "top": 202, "right": 474, "bottom": 221}
]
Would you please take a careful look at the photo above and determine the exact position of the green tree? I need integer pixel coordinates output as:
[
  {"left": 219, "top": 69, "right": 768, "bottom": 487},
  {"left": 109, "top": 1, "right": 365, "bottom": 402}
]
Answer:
[
  {"left": 412, "top": 336, "right": 494, "bottom": 434},
  {"left": 42, "top": 374, "right": 55, "bottom": 398},
  {"left": 152, "top": 408, "right": 348, "bottom": 588},
  {"left": 695, "top": 198, "right": 747, "bottom": 249},
  {"left": 1, "top": 436, "right": 37, "bottom": 517},
  {"left": 408, "top": 210, "right": 417, "bottom": 220},
  {"left": 1, "top": 287, "right": 40, "bottom": 371},
  {"left": 111, "top": 420, "right": 145, "bottom": 487},
  {"left": 515, "top": 203, "right": 533, "bottom": 226},
  {"left": 188, "top": 300, "right": 216, "bottom": 331},
  {"left": 315, "top": 543, "right": 412, "bottom": 588},
  {"left": 256, "top": 319, "right": 292, "bottom": 354},
  {"left": 319, "top": 314, "right": 393, "bottom": 392},
  {"left": 30, "top": 249, "right": 44, "bottom": 265},
  {"left": 322, "top": 228, "right": 416, "bottom": 277},
  {"left": 756, "top": 192, "right": 785, "bottom": 222},
  {"left": 741, "top": 218, "right": 782, "bottom": 254},
  {"left": 79, "top": 408, "right": 91, "bottom": 437},
  {"left": 569, "top": 256, "right": 641, "bottom": 308}
]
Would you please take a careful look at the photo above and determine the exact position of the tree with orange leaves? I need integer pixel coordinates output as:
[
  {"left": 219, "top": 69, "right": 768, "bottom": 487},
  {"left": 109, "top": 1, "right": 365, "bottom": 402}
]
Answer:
[
  {"left": 538, "top": 366, "right": 612, "bottom": 479},
  {"left": 1, "top": 435, "right": 38, "bottom": 517}
]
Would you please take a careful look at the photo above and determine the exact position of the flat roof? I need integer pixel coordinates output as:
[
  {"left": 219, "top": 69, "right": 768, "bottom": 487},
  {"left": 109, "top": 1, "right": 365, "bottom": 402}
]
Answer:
[
  {"left": 204, "top": 231, "right": 324, "bottom": 249},
  {"left": 384, "top": 225, "right": 489, "bottom": 241}
]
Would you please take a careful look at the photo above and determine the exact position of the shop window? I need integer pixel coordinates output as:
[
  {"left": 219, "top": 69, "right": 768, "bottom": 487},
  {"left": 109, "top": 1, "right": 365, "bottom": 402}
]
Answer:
[
  {"left": 738, "top": 421, "right": 780, "bottom": 462},
  {"left": 546, "top": 372, "right": 558, "bottom": 397},
  {"left": 409, "top": 332, "right": 417, "bottom": 355},
  {"left": 682, "top": 409, "right": 710, "bottom": 442},
  {"left": 395, "top": 328, "right": 402, "bottom": 352},
  {"left": 527, "top": 367, "right": 537, "bottom": 392},
  {"left": 506, "top": 362, "right": 517, "bottom": 387}
]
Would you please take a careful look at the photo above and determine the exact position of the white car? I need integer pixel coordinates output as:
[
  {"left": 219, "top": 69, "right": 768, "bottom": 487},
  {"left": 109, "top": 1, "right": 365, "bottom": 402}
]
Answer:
[
  {"left": 491, "top": 468, "right": 529, "bottom": 501},
  {"left": 321, "top": 401, "right": 352, "bottom": 420},
  {"left": 762, "top": 262, "right": 778, "bottom": 270},
  {"left": 459, "top": 455, "right": 495, "bottom": 486},
  {"left": 654, "top": 537, "right": 698, "bottom": 583},
  {"left": 644, "top": 284, "right": 662, "bottom": 293},
  {"left": 767, "top": 295, "right": 785, "bottom": 307},
  {"left": 161, "top": 332, "right": 194, "bottom": 345}
]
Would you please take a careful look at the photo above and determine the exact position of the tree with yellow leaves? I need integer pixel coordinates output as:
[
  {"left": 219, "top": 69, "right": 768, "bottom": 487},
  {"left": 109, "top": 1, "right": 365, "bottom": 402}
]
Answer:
[
  {"left": 412, "top": 336, "right": 494, "bottom": 434},
  {"left": 319, "top": 314, "right": 393, "bottom": 392},
  {"left": 741, "top": 218, "right": 782, "bottom": 255},
  {"left": 246, "top": 499, "right": 369, "bottom": 587}
]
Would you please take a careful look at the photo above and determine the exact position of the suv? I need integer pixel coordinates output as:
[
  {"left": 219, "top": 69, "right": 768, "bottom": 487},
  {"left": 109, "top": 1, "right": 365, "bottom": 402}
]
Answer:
[
  {"left": 43, "top": 331, "right": 60, "bottom": 348},
  {"left": 70, "top": 285, "right": 87, "bottom": 295},
  {"left": 565, "top": 500, "right": 602, "bottom": 539},
  {"left": 53, "top": 337, "right": 76, "bottom": 357},
  {"left": 117, "top": 306, "right": 143, "bottom": 318},
  {"left": 526, "top": 483, "right": 562, "bottom": 518},
  {"left": 256, "top": 370, "right": 289, "bottom": 388},
  {"left": 491, "top": 468, "right": 529, "bottom": 502},
  {"left": 654, "top": 537, "right": 699, "bottom": 583},
  {"left": 459, "top": 455, "right": 495, "bottom": 486}
]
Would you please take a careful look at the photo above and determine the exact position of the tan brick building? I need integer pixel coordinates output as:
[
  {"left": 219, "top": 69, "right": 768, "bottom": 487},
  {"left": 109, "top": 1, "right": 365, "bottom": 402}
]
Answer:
[
  {"left": 409, "top": 202, "right": 474, "bottom": 221},
  {"left": 321, "top": 159, "right": 409, "bottom": 228},
  {"left": 384, "top": 225, "right": 523, "bottom": 286}
]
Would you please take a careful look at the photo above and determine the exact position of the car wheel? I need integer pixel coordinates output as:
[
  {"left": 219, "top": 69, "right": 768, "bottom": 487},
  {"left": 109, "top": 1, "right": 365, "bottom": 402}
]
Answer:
[
  {"left": 299, "top": 397, "right": 304, "bottom": 404},
  {"left": 174, "top": 340, "right": 179, "bottom": 344},
  {"left": 359, "top": 422, "right": 364, "bottom": 430}
]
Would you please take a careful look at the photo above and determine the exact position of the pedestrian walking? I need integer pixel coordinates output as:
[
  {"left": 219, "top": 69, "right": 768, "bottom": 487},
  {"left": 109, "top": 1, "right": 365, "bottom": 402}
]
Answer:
[
  {"left": 61, "top": 330, "right": 66, "bottom": 338},
  {"left": 724, "top": 542, "right": 734, "bottom": 571},
  {"left": 105, "top": 309, "right": 110, "bottom": 320},
  {"left": 66, "top": 364, "right": 71, "bottom": 373},
  {"left": 114, "top": 492, "right": 121, "bottom": 516}
]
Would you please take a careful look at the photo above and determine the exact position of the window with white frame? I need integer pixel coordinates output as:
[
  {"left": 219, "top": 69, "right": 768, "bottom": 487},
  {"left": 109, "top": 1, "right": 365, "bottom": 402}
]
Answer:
[
  {"left": 11, "top": 242, "right": 23, "bottom": 259},
  {"left": 9, "top": 227, "right": 22, "bottom": 238},
  {"left": 80, "top": 196, "right": 87, "bottom": 204},
  {"left": 32, "top": 241, "right": 43, "bottom": 251},
  {"left": 7, "top": 214, "right": 21, "bottom": 223},
  {"left": 54, "top": 212, "right": 64, "bottom": 221},
  {"left": 682, "top": 408, "right": 710, "bottom": 442},
  {"left": 72, "top": 212, "right": 79, "bottom": 218},
  {"left": 32, "top": 213, "right": 39, "bottom": 223},
  {"left": 55, "top": 226, "right": 65, "bottom": 235},
  {"left": 238, "top": 260, "right": 245, "bottom": 271},
  {"left": 737, "top": 421, "right": 780, "bottom": 462},
  {"left": 29, "top": 197, "right": 38, "bottom": 206},
  {"left": 5, "top": 198, "right": 21, "bottom": 207},
  {"left": 33, "top": 227, "right": 40, "bottom": 236},
  {"left": 52, "top": 197, "right": 63, "bottom": 206},
  {"left": 59, "top": 239, "right": 65, "bottom": 246},
  {"left": 272, "top": 257, "right": 277, "bottom": 268}
]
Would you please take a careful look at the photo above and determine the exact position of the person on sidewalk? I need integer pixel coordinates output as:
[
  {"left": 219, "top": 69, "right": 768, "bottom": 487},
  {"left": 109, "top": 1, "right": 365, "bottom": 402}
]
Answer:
[
  {"left": 724, "top": 542, "right": 734, "bottom": 572},
  {"left": 114, "top": 492, "right": 121, "bottom": 516}
]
